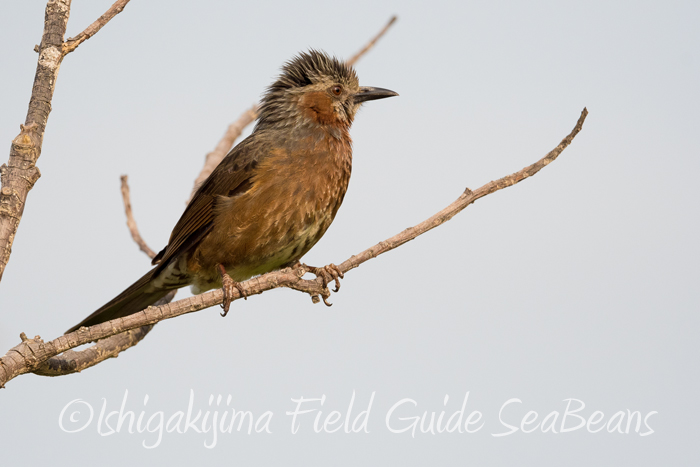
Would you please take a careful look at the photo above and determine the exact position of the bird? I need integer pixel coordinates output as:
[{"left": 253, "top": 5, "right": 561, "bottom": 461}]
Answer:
[{"left": 66, "top": 50, "right": 397, "bottom": 333}]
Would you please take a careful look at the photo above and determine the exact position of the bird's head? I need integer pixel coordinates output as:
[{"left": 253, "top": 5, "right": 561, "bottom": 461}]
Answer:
[{"left": 256, "top": 50, "right": 397, "bottom": 133}]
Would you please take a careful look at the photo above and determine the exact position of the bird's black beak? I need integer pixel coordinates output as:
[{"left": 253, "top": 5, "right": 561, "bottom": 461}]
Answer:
[{"left": 353, "top": 86, "right": 399, "bottom": 104}]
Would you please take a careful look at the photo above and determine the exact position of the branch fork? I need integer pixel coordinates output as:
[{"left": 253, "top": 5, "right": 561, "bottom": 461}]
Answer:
[
  {"left": 0, "top": 0, "right": 132, "bottom": 281},
  {"left": 0, "top": 106, "right": 587, "bottom": 388},
  {"left": 0, "top": 10, "right": 589, "bottom": 391}
]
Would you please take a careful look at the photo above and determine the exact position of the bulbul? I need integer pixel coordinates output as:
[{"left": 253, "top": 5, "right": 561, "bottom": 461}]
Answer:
[{"left": 67, "top": 50, "right": 397, "bottom": 333}]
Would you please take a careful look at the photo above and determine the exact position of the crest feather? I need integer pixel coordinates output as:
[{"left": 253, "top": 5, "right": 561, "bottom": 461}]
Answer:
[
  {"left": 255, "top": 50, "right": 358, "bottom": 130},
  {"left": 275, "top": 50, "right": 357, "bottom": 89}
]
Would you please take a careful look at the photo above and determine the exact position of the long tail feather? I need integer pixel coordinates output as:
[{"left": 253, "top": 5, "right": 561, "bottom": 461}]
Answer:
[{"left": 66, "top": 267, "right": 171, "bottom": 334}]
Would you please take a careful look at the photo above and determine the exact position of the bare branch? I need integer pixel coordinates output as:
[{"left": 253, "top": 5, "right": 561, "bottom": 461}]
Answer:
[
  {"left": 62, "top": 0, "right": 131, "bottom": 55},
  {"left": 70, "top": 104, "right": 259, "bottom": 377},
  {"left": 0, "top": 0, "right": 72, "bottom": 283},
  {"left": 1, "top": 0, "right": 132, "bottom": 283},
  {"left": 0, "top": 7, "right": 402, "bottom": 385},
  {"left": 32, "top": 291, "right": 175, "bottom": 376},
  {"left": 120, "top": 175, "right": 157, "bottom": 259},
  {"left": 188, "top": 105, "right": 259, "bottom": 203},
  {"left": 0, "top": 108, "right": 587, "bottom": 388},
  {"left": 40, "top": 160, "right": 172, "bottom": 378},
  {"left": 346, "top": 16, "right": 398, "bottom": 67},
  {"left": 340, "top": 108, "right": 589, "bottom": 273},
  {"left": 33, "top": 326, "right": 153, "bottom": 376}
]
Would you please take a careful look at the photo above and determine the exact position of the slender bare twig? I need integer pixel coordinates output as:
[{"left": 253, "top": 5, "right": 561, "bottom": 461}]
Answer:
[
  {"left": 120, "top": 175, "right": 157, "bottom": 259},
  {"left": 62, "top": 0, "right": 131, "bottom": 55},
  {"left": 0, "top": 108, "right": 588, "bottom": 388},
  {"left": 44, "top": 165, "right": 178, "bottom": 378},
  {"left": 346, "top": 16, "right": 398, "bottom": 67},
  {"left": 40, "top": 145, "right": 170, "bottom": 379},
  {"left": 32, "top": 165, "right": 173, "bottom": 378},
  {"left": 339, "top": 108, "right": 589, "bottom": 273}
]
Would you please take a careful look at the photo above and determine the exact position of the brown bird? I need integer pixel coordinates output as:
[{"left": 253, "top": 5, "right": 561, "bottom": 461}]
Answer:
[{"left": 67, "top": 50, "right": 397, "bottom": 333}]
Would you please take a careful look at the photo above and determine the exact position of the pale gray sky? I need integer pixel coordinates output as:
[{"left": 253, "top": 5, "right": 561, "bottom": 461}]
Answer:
[{"left": 1, "top": 0, "right": 698, "bottom": 465}]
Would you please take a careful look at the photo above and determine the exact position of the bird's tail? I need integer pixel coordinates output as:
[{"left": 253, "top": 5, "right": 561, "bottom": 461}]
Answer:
[{"left": 65, "top": 267, "right": 172, "bottom": 334}]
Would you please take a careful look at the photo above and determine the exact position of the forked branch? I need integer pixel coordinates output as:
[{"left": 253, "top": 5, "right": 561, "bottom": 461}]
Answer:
[
  {"left": 62, "top": 0, "right": 132, "bottom": 55},
  {"left": 0, "top": 0, "right": 131, "bottom": 282},
  {"left": 0, "top": 15, "right": 403, "bottom": 383},
  {"left": 0, "top": 108, "right": 588, "bottom": 388}
]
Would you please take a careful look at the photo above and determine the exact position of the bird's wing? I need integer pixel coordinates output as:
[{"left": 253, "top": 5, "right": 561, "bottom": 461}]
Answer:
[{"left": 152, "top": 133, "right": 265, "bottom": 274}]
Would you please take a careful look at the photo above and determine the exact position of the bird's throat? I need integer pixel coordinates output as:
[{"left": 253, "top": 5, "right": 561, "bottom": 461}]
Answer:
[{"left": 299, "top": 91, "right": 348, "bottom": 128}]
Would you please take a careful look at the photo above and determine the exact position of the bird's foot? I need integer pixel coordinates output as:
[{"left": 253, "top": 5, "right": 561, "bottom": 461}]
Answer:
[
  {"left": 297, "top": 262, "right": 344, "bottom": 306},
  {"left": 218, "top": 264, "right": 247, "bottom": 317}
]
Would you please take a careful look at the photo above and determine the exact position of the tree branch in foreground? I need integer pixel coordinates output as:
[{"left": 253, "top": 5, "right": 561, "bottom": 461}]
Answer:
[
  {"left": 0, "top": 0, "right": 130, "bottom": 283},
  {"left": 0, "top": 108, "right": 588, "bottom": 388}
]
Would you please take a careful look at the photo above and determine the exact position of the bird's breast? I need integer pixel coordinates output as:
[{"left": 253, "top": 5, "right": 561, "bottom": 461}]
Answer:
[{"left": 191, "top": 131, "right": 352, "bottom": 291}]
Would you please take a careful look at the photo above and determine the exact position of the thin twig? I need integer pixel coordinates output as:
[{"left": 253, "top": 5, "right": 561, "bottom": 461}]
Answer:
[
  {"left": 62, "top": 0, "right": 131, "bottom": 55},
  {"left": 0, "top": 108, "right": 588, "bottom": 388},
  {"left": 346, "top": 16, "right": 398, "bottom": 67},
  {"left": 120, "top": 175, "right": 156, "bottom": 259},
  {"left": 339, "top": 108, "right": 589, "bottom": 273}
]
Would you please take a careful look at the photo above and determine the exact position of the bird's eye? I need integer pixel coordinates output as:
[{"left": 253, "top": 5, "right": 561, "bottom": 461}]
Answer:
[{"left": 331, "top": 86, "right": 342, "bottom": 96}]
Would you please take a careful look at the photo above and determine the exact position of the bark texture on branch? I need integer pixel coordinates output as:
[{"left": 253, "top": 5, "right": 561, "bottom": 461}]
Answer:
[
  {"left": 0, "top": 0, "right": 71, "bottom": 282},
  {"left": 32, "top": 291, "right": 175, "bottom": 377},
  {"left": 0, "top": 0, "right": 131, "bottom": 283},
  {"left": 0, "top": 108, "right": 587, "bottom": 388},
  {"left": 33, "top": 326, "right": 153, "bottom": 376}
]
